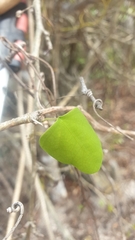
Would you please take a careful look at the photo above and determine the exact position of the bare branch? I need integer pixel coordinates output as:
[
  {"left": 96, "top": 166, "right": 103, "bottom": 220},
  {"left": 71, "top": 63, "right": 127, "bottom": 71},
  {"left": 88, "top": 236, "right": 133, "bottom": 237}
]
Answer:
[
  {"left": 33, "top": 0, "right": 52, "bottom": 56},
  {"left": 0, "top": 106, "right": 135, "bottom": 139}
]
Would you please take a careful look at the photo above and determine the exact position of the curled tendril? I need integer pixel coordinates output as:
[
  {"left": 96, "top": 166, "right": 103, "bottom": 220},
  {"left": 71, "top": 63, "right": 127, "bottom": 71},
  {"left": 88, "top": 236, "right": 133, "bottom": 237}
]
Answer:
[
  {"left": 2, "top": 201, "right": 24, "bottom": 240},
  {"left": 79, "top": 76, "right": 133, "bottom": 141},
  {"left": 79, "top": 76, "right": 103, "bottom": 110}
]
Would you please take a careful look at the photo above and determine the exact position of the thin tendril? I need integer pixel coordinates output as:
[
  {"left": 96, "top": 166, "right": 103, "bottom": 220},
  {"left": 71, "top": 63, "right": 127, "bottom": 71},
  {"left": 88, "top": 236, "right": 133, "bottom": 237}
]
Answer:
[{"left": 93, "top": 100, "right": 134, "bottom": 141}]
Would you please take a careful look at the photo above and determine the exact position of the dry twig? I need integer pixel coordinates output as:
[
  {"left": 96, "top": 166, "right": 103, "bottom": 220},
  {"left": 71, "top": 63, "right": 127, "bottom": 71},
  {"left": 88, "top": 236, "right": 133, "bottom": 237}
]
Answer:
[{"left": 0, "top": 106, "right": 135, "bottom": 140}]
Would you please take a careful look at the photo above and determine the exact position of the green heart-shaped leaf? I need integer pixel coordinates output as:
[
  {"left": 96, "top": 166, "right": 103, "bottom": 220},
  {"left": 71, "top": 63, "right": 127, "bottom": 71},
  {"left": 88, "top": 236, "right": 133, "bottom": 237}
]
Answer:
[{"left": 39, "top": 108, "right": 103, "bottom": 174}]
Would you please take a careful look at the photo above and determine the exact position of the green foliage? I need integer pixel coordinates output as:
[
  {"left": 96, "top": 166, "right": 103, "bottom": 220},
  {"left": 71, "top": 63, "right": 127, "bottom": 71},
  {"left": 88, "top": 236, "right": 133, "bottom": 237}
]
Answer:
[
  {"left": 98, "top": 199, "right": 106, "bottom": 208},
  {"left": 78, "top": 204, "right": 84, "bottom": 211},
  {"left": 107, "top": 204, "right": 114, "bottom": 213},
  {"left": 77, "top": 57, "right": 85, "bottom": 65},
  {"left": 39, "top": 108, "right": 103, "bottom": 174},
  {"left": 113, "top": 135, "right": 124, "bottom": 145}
]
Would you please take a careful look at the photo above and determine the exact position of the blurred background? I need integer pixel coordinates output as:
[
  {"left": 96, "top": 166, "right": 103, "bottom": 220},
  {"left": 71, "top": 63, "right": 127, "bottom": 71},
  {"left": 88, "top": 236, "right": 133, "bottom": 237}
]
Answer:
[{"left": 0, "top": 0, "right": 135, "bottom": 239}]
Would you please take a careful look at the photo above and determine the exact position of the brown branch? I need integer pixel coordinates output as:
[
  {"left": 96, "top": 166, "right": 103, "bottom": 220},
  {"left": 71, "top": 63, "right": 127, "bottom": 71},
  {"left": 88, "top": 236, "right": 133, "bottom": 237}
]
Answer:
[
  {"left": 0, "top": 58, "right": 34, "bottom": 98},
  {"left": 62, "top": 0, "right": 98, "bottom": 13},
  {"left": 0, "top": 106, "right": 135, "bottom": 139},
  {"left": 33, "top": 0, "right": 52, "bottom": 56}
]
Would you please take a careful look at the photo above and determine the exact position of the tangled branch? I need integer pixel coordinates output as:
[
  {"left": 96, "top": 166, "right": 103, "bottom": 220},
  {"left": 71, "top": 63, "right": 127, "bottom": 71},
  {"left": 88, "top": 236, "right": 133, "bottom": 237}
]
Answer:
[{"left": 0, "top": 106, "right": 135, "bottom": 140}]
